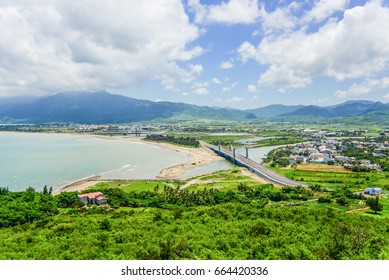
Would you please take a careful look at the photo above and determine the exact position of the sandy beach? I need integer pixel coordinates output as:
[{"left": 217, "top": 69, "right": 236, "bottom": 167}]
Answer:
[
  {"left": 95, "top": 135, "right": 224, "bottom": 178},
  {"left": 156, "top": 144, "right": 223, "bottom": 178},
  {"left": 53, "top": 175, "right": 102, "bottom": 194},
  {"left": 56, "top": 135, "right": 224, "bottom": 193}
]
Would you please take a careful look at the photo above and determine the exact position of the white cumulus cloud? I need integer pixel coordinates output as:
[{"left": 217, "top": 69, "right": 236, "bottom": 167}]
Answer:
[
  {"left": 303, "top": 0, "right": 350, "bottom": 23},
  {"left": 212, "top": 77, "right": 222, "bottom": 84},
  {"left": 222, "top": 82, "right": 238, "bottom": 93},
  {"left": 258, "top": 5, "right": 297, "bottom": 35},
  {"left": 189, "top": 64, "right": 203, "bottom": 76},
  {"left": 238, "top": 1, "right": 389, "bottom": 89},
  {"left": 193, "top": 87, "right": 209, "bottom": 95},
  {"left": 226, "top": 96, "right": 244, "bottom": 103},
  {"left": 334, "top": 77, "right": 389, "bottom": 98},
  {"left": 219, "top": 60, "right": 234, "bottom": 69},
  {"left": 247, "top": 84, "right": 258, "bottom": 93},
  {"left": 0, "top": 0, "right": 202, "bottom": 96}
]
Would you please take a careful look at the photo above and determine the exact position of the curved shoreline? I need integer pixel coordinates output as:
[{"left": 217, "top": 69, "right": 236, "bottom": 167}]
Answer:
[
  {"left": 54, "top": 175, "right": 101, "bottom": 194},
  {"left": 55, "top": 135, "right": 224, "bottom": 193},
  {"left": 95, "top": 135, "right": 224, "bottom": 178},
  {"left": 156, "top": 145, "right": 223, "bottom": 179}
]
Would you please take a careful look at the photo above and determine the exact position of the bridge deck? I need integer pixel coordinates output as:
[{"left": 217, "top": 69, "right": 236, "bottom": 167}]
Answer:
[{"left": 201, "top": 141, "right": 308, "bottom": 187}]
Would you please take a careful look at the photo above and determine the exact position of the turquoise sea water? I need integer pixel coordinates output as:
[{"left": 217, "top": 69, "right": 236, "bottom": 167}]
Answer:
[{"left": 0, "top": 132, "right": 196, "bottom": 192}]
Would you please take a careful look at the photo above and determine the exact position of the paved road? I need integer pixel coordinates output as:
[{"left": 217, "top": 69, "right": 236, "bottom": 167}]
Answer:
[{"left": 201, "top": 141, "right": 308, "bottom": 187}]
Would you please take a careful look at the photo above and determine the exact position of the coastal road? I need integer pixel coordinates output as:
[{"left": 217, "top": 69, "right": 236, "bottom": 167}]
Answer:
[{"left": 201, "top": 141, "right": 308, "bottom": 188}]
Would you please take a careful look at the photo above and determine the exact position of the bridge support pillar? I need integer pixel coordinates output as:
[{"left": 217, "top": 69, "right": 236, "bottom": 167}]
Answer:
[
  {"left": 245, "top": 147, "right": 249, "bottom": 158},
  {"left": 218, "top": 142, "right": 221, "bottom": 155},
  {"left": 229, "top": 142, "right": 233, "bottom": 151},
  {"left": 233, "top": 148, "right": 236, "bottom": 159}
]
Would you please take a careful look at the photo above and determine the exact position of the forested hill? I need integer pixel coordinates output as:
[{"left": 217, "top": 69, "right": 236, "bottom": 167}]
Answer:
[
  {"left": 0, "top": 185, "right": 388, "bottom": 260},
  {"left": 0, "top": 91, "right": 250, "bottom": 124},
  {"left": 0, "top": 91, "right": 388, "bottom": 124},
  {"left": 279, "top": 100, "right": 389, "bottom": 117}
]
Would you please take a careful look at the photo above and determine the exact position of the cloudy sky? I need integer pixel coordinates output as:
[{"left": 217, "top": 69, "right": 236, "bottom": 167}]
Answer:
[{"left": 1, "top": 0, "right": 389, "bottom": 108}]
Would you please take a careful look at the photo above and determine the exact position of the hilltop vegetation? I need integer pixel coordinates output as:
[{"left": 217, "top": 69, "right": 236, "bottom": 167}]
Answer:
[
  {"left": 1, "top": 169, "right": 388, "bottom": 260},
  {"left": 2, "top": 202, "right": 389, "bottom": 260}
]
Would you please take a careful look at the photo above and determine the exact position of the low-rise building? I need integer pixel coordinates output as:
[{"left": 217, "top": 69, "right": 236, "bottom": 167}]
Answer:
[
  {"left": 364, "top": 188, "right": 382, "bottom": 196},
  {"left": 77, "top": 192, "right": 108, "bottom": 206}
]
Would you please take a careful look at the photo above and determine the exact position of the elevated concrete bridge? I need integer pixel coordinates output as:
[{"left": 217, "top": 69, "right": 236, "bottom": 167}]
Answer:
[
  {"left": 126, "top": 131, "right": 148, "bottom": 136},
  {"left": 201, "top": 141, "right": 308, "bottom": 187}
]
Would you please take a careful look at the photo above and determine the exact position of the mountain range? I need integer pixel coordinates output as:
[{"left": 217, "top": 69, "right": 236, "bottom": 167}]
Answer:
[{"left": 0, "top": 91, "right": 388, "bottom": 124}]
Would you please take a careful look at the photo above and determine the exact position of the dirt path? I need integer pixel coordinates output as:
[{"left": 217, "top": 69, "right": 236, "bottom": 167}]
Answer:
[{"left": 346, "top": 207, "right": 369, "bottom": 213}]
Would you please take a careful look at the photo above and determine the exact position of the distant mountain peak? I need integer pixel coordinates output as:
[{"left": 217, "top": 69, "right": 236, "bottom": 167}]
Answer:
[
  {"left": 0, "top": 92, "right": 388, "bottom": 124},
  {"left": 0, "top": 91, "right": 251, "bottom": 124},
  {"left": 280, "top": 100, "right": 389, "bottom": 118}
]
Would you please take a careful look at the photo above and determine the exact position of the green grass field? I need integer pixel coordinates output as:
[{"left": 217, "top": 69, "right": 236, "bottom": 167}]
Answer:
[
  {"left": 87, "top": 169, "right": 262, "bottom": 194},
  {"left": 89, "top": 180, "right": 182, "bottom": 193},
  {"left": 272, "top": 166, "right": 389, "bottom": 192}
]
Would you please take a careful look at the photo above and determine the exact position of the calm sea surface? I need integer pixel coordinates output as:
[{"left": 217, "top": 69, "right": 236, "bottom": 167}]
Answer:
[{"left": 0, "top": 132, "right": 230, "bottom": 192}]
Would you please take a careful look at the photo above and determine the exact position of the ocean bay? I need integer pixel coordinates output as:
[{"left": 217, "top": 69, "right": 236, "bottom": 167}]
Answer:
[{"left": 0, "top": 132, "right": 200, "bottom": 192}]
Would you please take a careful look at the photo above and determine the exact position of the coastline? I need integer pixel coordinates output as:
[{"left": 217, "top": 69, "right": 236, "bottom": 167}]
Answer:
[
  {"left": 55, "top": 135, "right": 224, "bottom": 194},
  {"left": 95, "top": 135, "right": 224, "bottom": 178},
  {"left": 2, "top": 132, "right": 281, "bottom": 194},
  {"left": 53, "top": 175, "right": 101, "bottom": 194},
  {"left": 156, "top": 144, "right": 223, "bottom": 179}
]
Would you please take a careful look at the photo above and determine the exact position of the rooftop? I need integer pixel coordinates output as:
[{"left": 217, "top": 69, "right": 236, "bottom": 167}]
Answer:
[{"left": 77, "top": 191, "right": 104, "bottom": 199}]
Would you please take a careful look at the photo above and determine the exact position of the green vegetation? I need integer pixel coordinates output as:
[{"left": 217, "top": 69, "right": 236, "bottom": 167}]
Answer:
[
  {"left": 196, "top": 134, "right": 250, "bottom": 146},
  {"left": 91, "top": 180, "right": 181, "bottom": 193},
  {"left": 2, "top": 118, "right": 389, "bottom": 260},
  {"left": 145, "top": 134, "right": 199, "bottom": 147},
  {"left": 364, "top": 195, "right": 389, "bottom": 216},
  {"left": 1, "top": 169, "right": 388, "bottom": 260},
  {"left": 252, "top": 136, "right": 305, "bottom": 147},
  {"left": 1, "top": 201, "right": 388, "bottom": 260},
  {"left": 366, "top": 197, "right": 384, "bottom": 214},
  {"left": 342, "top": 141, "right": 389, "bottom": 172},
  {"left": 265, "top": 147, "right": 292, "bottom": 167},
  {"left": 0, "top": 187, "right": 57, "bottom": 228},
  {"left": 271, "top": 167, "right": 389, "bottom": 192}
]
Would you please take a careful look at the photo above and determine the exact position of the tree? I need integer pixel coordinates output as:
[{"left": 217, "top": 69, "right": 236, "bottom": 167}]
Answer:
[
  {"left": 336, "top": 196, "right": 349, "bottom": 206},
  {"left": 366, "top": 197, "right": 383, "bottom": 214},
  {"left": 100, "top": 218, "right": 112, "bottom": 231},
  {"left": 56, "top": 192, "right": 79, "bottom": 208}
]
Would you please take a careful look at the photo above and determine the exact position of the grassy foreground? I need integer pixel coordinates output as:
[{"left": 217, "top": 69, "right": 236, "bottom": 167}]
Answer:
[
  {"left": 1, "top": 203, "right": 388, "bottom": 260},
  {"left": 1, "top": 169, "right": 389, "bottom": 260}
]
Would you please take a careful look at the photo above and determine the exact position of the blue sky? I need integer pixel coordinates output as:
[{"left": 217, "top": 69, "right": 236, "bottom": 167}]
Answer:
[{"left": 1, "top": 0, "right": 389, "bottom": 109}]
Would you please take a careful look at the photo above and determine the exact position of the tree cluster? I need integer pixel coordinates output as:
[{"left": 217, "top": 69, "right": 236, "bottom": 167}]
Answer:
[
  {"left": 1, "top": 202, "right": 388, "bottom": 260},
  {"left": 145, "top": 134, "right": 199, "bottom": 147},
  {"left": 0, "top": 187, "right": 58, "bottom": 228}
]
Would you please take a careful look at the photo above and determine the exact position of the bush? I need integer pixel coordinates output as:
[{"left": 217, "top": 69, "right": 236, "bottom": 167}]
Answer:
[
  {"left": 250, "top": 220, "right": 271, "bottom": 236},
  {"left": 336, "top": 196, "right": 349, "bottom": 206},
  {"left": 318, "top": 197, "right": 332, "bottom": 203},
  {"left": 100, "top": 218, "right": 112, "bottom": 231}
]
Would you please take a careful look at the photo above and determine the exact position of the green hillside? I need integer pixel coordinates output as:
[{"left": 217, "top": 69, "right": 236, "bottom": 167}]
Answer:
[{"left": 1, "top": 170, "right": 388, "bottom": 260}]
